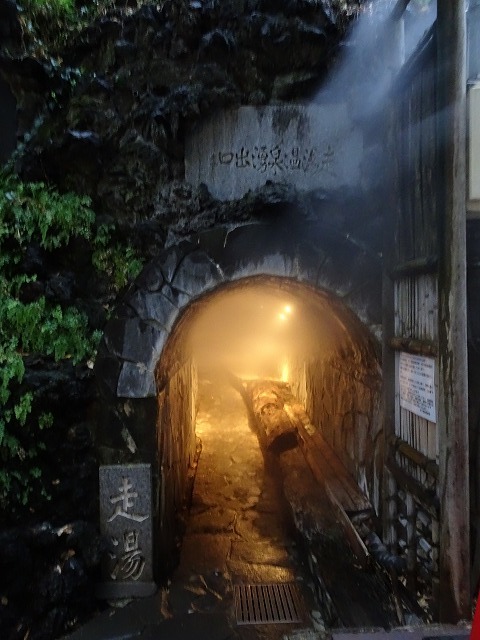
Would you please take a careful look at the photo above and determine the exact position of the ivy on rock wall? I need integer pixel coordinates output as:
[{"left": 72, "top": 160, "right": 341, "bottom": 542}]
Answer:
[
  {"left": 0, "top": 173, "right": 97, "bottom": 517},
  {"left": 16, "top": 0, "right": 124, "bottom": 55},
  {"left": 0, "top": 171, "right": 143, "bottom": 521}
]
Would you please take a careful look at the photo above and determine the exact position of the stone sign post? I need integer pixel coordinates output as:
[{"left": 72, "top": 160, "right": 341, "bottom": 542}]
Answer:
[{"left": 98, "top": 464, "right": 156, "bottom": 598}]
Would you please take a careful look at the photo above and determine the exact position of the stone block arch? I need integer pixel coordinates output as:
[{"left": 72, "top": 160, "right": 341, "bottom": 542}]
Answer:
[
  {"left": 94, "top": 220, "right": 383, "bottom": 576},
  {"left": 96, "top": 222, "right": 381, "bottom": 401}
]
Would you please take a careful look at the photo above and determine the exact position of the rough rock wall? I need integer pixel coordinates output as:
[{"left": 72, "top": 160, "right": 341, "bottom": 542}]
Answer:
[
  {"left": 0, "top": 76, "right": 16, "bottom": 163},
  {"left": 0, "top": 360, "right": 105, "bottom": 640},
  {"left": 2, "top": 1, "right": 362, "bottom": 228},
  {"left": 288, "top": 341, "right": 382, "bottom": 512}
]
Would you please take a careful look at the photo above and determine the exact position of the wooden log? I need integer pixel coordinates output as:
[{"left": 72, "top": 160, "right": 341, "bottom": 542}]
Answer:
[
  {"left": 389, "top": 336, "right": 438, "bottom": 357},
  {"left": 279, "top": 447, "right": 340, "bottom": 541},
  {"left": 324, "top": 484, "right": 370, "bottom": 569},
  {"left": 389, "top": 435, "right": 439, "bottom": 479},
  {"left": 390, "top": 255, "right": 438, "bottom": 278},
  {"left": 278, "top": 430, "right": 421, "bottom": 627},
  {"left": 296, "top": 422, "right": 373, "bottom": 514},
  {"left": 245, "top": 380, "right": 299, "bottom": 452},
  {"left": 243, "top": 378, "right": 375, "bottom": 567}
]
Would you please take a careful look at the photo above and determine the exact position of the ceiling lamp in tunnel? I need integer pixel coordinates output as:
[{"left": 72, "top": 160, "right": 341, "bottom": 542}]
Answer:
[
  {"left": 186, "top": 289, "right": 302, "bottom": 379},
  {"left": 180, "top": 282, "right": 355, "bottom": 382},
  {"left": 278, "top": 304, "right": 294, "bottom": 323}
]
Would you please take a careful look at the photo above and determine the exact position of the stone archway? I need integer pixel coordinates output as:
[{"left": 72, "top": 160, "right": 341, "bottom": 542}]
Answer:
[
  {"left": 96, "top": 221, "right": 381, "bottom": 398},
  {"left": 95, "top": 220, "right": 382, "bottom": 576}
]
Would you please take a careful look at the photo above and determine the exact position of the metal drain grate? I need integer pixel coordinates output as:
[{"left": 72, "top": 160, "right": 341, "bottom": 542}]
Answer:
[{"left": 234, "top": 583, "right": 304, "bottom": 625}]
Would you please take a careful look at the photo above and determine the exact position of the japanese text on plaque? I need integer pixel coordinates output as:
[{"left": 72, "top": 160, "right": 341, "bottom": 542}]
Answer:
[
  {"left": 214, "top": 144, "right": 336, "bottom": 176},
  {"left": 107, "top": 476, "right": 149, "bottom": 582}
]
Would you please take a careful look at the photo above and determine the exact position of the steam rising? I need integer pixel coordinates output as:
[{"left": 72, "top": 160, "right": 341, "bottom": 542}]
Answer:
[
  {"left": 184, "top": 2, "right": 439, "bottom": 385},
  {"left": 315, "top": 0, "right": 437, "bottom": 119},
  {"left": 187, "top": 284, "right": 342, "bottom": 381}
]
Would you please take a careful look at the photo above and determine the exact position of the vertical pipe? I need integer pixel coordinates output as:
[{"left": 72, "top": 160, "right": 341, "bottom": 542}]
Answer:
[
  {"left": 436, "top": 0, "right": 470, "bottom": 622},
  {"left": 382, "top": 13, "right": 405, "bottom": 556},
  {"left": 406, "top": 492, "right": 417, "bottom": 592}
]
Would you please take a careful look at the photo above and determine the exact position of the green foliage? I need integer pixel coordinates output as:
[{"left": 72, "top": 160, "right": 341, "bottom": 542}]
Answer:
[
  {"left": 0, "top": 176, "right": 94, "bottom": 250},
  {"left": 0, "top": 173, "right": 100, "bottom": 513},
  {"left": 18, "top": 0, "right": 77, "bottom": 55},
  {"left": 1, "top": 297, "right": 98, "bottom": 364},
  {"left": 0, "top": 172, "right": 144, "bottom": 516},
  {"left": 93, "top": 224, "right": 143, "bottom": 291},
  {"left": 19, "top": 0, "right": 100, "bottom": 53},
  {"left": 17, "top": 1, "right": 148, "bottom": 56}
]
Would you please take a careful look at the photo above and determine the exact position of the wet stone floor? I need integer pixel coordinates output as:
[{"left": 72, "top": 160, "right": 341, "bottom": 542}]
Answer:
[
  {"left": 66, "top": 380, "right": 318, "bottom": 640},
  {"left": 166, "top": 379, "right": 317, "bottom": 639}
]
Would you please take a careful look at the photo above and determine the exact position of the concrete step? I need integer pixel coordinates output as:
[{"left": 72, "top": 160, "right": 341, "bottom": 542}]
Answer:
[{"left": 331, "top": 623, "right": 471, "bottom": 640}]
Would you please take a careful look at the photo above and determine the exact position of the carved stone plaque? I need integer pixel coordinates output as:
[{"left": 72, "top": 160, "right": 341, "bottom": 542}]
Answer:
[
  {"left": 185, "top": 104, "right": 363, "bottom": 201},
  {"left": 98, "top": 464, "right": 156, "bottom": 598}
]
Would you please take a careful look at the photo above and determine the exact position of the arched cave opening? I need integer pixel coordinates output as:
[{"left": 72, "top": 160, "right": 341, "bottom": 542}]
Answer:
[{"left": 154, "top": 276, "right": 383, "bottom": 590}]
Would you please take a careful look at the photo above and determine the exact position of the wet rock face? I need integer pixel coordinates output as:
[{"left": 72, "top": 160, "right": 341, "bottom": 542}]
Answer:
[
  {"left": 3, "top": 358, "right": 98, "bottom": 527},
  {"left": 0, "top": 76, "right": 16, "bottom": 163},
  {"left": 0, "top": 358, "right": 101, "bottom": 639},
  {"left": 2, "top": 1, "right": 362, "bottom": 225},
  {"left": 0, "top": 0, "right": 21, "bottom": 47},
  {"left": 0, "top": 521, "right": 106, "bottom": 640}
]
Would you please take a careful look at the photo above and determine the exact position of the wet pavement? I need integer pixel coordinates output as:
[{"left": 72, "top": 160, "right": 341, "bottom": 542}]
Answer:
[
  {"left": 63, "top": 380, "right": 472, "bottom": 640},
  {"left": 65, "top": 380, "right": 317, "bottom": 640}
]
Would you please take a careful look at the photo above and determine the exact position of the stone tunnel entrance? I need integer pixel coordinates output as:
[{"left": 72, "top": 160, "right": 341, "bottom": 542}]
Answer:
[
  {"left": 95, "top": 222, "right": 394, "bottom": 622},
  {"left": 155, "top": 275, "right": 382, "bottom": 556},
  {"left": 154, "top": 275, "right": 391, "bottom": 626}
]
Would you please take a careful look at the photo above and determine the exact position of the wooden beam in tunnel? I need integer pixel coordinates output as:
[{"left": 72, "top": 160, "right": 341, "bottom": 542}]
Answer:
[{"left": 296, "top": 423, "right": 372, "bottom": 515}]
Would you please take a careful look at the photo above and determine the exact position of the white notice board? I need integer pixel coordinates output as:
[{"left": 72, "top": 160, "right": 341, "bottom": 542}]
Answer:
[{"left": 398, "top": 352, "right": 436, "bottom": 423}]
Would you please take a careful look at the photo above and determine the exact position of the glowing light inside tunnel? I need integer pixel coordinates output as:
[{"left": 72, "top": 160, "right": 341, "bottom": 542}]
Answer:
[
  {"left": 278, "top": 305, "right": 293, "bottom": 323},
  {"left": 185, "top": 283, "right": 339, "bottom": 382}
]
